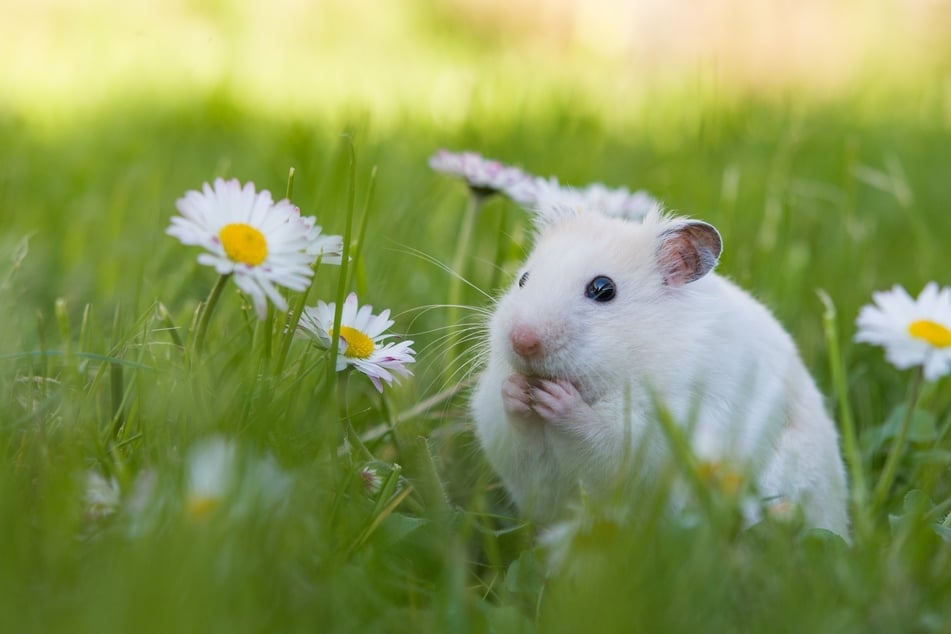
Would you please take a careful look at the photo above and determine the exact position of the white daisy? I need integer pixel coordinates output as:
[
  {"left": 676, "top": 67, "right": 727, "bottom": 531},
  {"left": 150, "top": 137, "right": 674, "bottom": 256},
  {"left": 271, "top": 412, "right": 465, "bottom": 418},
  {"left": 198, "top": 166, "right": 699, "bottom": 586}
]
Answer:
[
  {"left": 185, "top": 436, "right": 238, "bottom": 520},
  {"left": 527, "top": 176, "right": 662, "bottom": 225},
  {"left": 232, "top": 453, "right": 293, "bottom": 518},
  {"left": 124, "top": 469, "right": 158, "bottom": 538},
  {"left": 168, "top": 178, "right": 342, "bottom": 320},
  {"left": 83, "top": 471, "right": 121, "bottom": 519},
  {"left": 299, "top": 215, "right": 344, "bottom": 264},
  {"left": 358, "top": 461, "right": 406, "bottom": 498},
  {"left": 360, "top": 464, "right": 385, "bottom": 497},
  {"left": 297, "top": 292, "right": 416, "bottom": 392},
  {"left": 576, "top": 182, "right": 661, "bottom": 221},
  {"left": 855, "top": 282, "right": 951, "bottom": 381},
  {"left": 429, "top": 150, "right": 534, "bottom": 203}
]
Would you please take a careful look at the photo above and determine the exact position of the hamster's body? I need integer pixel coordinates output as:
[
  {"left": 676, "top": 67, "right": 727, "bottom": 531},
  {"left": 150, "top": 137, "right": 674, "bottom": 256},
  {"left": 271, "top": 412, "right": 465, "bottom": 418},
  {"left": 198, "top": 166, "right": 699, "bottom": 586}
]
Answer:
[{"left": 471, "top": 210, "right": 849, "bottom": 536}]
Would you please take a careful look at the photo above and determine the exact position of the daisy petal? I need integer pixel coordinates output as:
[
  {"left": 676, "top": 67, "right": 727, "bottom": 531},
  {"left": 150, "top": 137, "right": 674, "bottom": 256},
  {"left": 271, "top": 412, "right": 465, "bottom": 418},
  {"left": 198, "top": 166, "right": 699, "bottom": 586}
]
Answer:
[
  {"left": 297, "top": 294, "right": 417, "bottom": 391},
  {"left": 168, "top": 178, "right": 344, "bottom": 320},
  {"left": 855, "top": 282, "right": 951, "bottom": 382}
]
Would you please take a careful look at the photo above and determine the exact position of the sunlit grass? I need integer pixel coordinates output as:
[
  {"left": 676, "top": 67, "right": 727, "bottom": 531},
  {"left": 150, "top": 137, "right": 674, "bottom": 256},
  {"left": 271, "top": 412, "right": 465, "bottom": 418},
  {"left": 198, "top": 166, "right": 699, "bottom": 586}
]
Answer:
[{"left": 3, "top": 0, "right": 950, "bottom": 127}]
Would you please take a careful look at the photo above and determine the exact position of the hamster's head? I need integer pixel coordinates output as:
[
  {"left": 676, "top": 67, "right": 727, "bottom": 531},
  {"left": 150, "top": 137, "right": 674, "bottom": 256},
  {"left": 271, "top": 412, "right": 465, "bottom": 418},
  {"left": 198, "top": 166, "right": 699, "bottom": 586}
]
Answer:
[{"left": 490, "top": 211, "right": 722, "bottom": 398}]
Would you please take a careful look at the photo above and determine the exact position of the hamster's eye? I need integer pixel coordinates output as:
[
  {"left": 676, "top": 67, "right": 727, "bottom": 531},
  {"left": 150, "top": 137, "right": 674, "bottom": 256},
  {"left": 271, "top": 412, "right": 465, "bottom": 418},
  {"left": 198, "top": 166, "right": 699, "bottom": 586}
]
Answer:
[
  {"left": 585, "top": 276, "right": 616, "bottom": 302},
  {"left": 518, "top": 271, "right": 530, "bottom": 288}
]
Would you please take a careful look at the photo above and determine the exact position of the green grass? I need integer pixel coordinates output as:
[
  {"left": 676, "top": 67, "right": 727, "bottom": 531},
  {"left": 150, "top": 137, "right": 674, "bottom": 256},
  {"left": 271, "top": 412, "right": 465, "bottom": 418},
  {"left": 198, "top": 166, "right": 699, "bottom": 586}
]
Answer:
[{"left": 3, "top": 4, "right": 951, "bottom": 631}]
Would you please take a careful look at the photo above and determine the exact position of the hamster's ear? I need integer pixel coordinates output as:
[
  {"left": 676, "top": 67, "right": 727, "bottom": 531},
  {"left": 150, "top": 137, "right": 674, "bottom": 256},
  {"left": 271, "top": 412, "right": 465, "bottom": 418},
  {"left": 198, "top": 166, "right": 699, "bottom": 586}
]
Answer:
[{"left": 656, "top": 221, "right": 722, "bottom": 287}]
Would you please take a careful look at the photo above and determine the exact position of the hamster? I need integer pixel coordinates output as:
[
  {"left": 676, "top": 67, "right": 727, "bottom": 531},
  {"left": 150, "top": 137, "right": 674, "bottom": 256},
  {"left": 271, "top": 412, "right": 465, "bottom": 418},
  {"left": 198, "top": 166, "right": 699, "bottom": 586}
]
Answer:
[{"left": 471, "top": 207, "right": 849, "bottom": 537}]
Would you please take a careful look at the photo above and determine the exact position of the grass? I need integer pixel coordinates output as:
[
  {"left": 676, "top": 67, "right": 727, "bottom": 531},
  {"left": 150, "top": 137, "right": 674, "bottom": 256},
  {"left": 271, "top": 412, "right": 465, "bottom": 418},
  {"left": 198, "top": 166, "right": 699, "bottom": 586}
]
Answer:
[{"left": 2, "top": 2, "right": 951, "bottom": 632}]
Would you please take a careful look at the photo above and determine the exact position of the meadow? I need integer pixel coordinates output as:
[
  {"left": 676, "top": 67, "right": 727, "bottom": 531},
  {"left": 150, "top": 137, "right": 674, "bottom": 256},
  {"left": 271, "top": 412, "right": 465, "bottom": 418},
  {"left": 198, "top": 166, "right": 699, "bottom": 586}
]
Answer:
[{"left": 1, "top": 1, "right": 951, "bottom": 631}]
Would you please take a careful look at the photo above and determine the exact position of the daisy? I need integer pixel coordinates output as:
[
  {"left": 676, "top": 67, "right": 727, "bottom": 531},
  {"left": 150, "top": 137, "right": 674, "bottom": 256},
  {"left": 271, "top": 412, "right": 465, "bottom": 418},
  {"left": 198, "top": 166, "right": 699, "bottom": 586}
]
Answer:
[
  {"left": 358, "top": 461, "right": 406, "bottom": 499},
  {"left": 297, "top": 292, "right": 416, "bottom": 392},
  {"left": 232, "top": 453, "right": 292, "bottom": 518},
  {"left": 124, "top": 470, "right": 159, "bottom": 538},
  {"left": 429, "top": 150, "right": 534, "bottom": 203},
  {"left": 83, "top": 471, "right": 121, "bottom": 520},
  {"left": 528, "top": 176, "right": 662, "bottom": 225},
  {"left": 576, "top": 182, "right": 661, "bottom": 221},
  {"left": 300, "top": 215, "right": 344, "bottom": 264},
  {"left": 855, "top": 282, "right": 951, "bottom": 381},
  {"left": 360, "top": 464, "right": 385, "bottom": 497},
  {"left": 168, "top": 178, "right": 342, "bottom": 320},
  {"left": 185, "top": 436, "right": 238, "bottom": 520}
]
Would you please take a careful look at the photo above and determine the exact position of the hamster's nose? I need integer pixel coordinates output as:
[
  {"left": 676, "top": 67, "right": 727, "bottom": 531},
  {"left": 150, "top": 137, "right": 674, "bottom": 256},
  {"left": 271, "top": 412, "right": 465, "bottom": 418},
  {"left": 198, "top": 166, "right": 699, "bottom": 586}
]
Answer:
[{"left": 510, "top": 324, "right": 542, "bottom": 358}]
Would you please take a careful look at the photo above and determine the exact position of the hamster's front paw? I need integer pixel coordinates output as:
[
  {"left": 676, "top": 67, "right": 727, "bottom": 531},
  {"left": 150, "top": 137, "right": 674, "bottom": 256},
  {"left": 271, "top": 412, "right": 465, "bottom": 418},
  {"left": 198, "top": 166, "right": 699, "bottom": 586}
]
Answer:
[
  {"left": 501, "top": 373, "right": 539, "bottom": 420},
  {"left": 502, "top": 374, "right": 594, "bottom": 435},
  {"left": 525, "top": 377, "right": 593, "bottom": 430}
]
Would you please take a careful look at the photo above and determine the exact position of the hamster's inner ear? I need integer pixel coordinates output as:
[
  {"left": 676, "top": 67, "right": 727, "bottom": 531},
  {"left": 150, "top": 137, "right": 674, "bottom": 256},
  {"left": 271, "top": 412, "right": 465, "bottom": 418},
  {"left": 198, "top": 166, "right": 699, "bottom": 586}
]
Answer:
[{"left": 656, "top": 221, "right": 723, "bottom": 287}]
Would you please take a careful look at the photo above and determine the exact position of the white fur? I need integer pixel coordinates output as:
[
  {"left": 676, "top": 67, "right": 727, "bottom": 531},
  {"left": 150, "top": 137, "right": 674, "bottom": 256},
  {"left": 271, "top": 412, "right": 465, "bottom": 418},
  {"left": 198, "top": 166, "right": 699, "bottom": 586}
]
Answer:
[{"left": 471, "top": 210, "right": 849, "bottom": 537}]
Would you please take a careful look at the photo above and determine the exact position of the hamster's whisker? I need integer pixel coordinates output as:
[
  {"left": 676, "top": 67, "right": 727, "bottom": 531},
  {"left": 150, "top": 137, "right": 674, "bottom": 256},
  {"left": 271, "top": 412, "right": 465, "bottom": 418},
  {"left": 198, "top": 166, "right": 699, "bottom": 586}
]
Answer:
[
  {"left": 420, "top": 323, "right": 487, "bottom": 351},
  {"left": 435, "top": 338, "right": 488, "bottom": 376},
  {"left": 399, "top": 303, "right": 493, "bottom": 320},
  {"left": 391, "top": 245, "right": 494, "bottom": 301},
  {"left": 425, "top": 319, "right": 488, "bottom": 345},
  {"left": 444, "top": 352, "right": 488, "bottom": 388},
  {"left": 400, "top": 303, "right": 493, "bottom": 335}
]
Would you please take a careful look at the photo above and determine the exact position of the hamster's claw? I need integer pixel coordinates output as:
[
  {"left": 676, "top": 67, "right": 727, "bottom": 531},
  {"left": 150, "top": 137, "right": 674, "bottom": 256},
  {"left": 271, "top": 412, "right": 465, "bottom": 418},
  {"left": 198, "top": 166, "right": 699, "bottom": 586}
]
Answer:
[
  {"left": 501, "top": 374, "right": 536, "bottom": 419},
  {"left": 503, "top": 374, "right": 596, "bottom": 436},
  {"left": 527, "top": 378, "right": 590, "bottom": 428}
]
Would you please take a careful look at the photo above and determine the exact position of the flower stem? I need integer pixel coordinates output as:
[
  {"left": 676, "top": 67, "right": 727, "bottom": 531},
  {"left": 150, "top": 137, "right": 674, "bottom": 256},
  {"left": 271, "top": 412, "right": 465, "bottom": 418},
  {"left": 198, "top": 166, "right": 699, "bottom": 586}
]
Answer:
[
  {"left": 871, "top": 366, "right": 925, "bottom": 514},
  {"left": 346, "top": 165, "right": 377, "bottom": 295},
  {"left": 275, "top": 255, "right": 321, "bottom": 376},
  {"left": 329, "top": 136, "right": 358, "bottom": 377},
  {"left": 448, "top": 194, "right": 482, "bottom": 308},
  {"left": 337, "top": 370, "right": 374, "bottom": 462},
  {"left": 192, "top": 273, "right": 230, "bottom": 359},
  {"left": 488, "top": 203, "right": 509, "bottom": 293},
  {"left": 818, "top": 290, "right": 870, "bottom": 536},
  {"left": 445, "top": 194, "right": 483, "bottom": 373},
  {"left": 285, "top": 166, "right": 296, "bottom": 200}
]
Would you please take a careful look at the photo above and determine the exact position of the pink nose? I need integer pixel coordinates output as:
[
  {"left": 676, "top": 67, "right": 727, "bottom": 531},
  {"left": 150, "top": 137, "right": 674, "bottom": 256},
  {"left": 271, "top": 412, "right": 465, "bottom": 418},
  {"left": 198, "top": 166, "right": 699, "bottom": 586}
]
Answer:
[{"left": 510, "top": 324, "right": 542, "bottom": 358}]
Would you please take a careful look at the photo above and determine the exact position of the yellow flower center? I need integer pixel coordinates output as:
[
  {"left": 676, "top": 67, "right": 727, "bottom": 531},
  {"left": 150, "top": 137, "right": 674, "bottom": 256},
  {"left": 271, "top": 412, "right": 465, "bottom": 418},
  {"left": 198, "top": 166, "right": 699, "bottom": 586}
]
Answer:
[
  {"left": 220, "top": 223, "right": 268, "bottom": 266},
  {"left": 908, "top": 319, "right": 951, "bottom": 348},
  {"left": 697, "top": 460, "right": 744, "bottom": 497},
  {"left": 186, "top": 495, "right": 221, "bottom": 520},
  {"left": 334, "top": 326, "right": 375, "bottom": 359}
]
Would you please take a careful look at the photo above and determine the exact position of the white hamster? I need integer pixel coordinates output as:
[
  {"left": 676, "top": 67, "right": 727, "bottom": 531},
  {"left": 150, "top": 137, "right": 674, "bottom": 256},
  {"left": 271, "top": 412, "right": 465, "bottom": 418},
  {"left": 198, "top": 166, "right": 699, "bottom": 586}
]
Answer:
[{"left": 471, "top": 207, "right": 849, "bottom": 537}]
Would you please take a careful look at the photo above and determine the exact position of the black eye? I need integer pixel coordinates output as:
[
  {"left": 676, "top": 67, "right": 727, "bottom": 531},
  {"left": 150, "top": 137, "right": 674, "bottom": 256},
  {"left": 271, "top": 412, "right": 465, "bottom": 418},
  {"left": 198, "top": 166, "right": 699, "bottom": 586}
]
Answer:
[
  {"left": 518, "top": 271, "right": 530, "bottom": 288},
  {"left": 585, "top": 276, "right": 616, "bottom": 302}
]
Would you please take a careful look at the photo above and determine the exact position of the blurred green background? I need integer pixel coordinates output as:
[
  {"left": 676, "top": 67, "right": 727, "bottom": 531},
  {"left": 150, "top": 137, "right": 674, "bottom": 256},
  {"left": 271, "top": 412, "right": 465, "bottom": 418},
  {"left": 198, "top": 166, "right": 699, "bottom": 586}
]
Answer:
[{"left": 2, "top": 1, "right": 951, "bottom": 632}]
